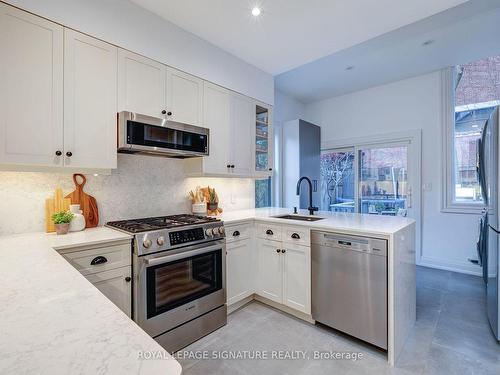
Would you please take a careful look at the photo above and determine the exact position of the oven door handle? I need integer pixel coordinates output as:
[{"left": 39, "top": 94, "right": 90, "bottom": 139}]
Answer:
[{"left": 143, "top": 244, "right": 223, "bottom": 266}]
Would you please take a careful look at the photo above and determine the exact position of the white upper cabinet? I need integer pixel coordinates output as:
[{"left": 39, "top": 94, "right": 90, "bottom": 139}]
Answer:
[
  {"left": 117, "top": 49, "right": 166, "bottom": 118},
  {"left": 166, "top": 67, "right": 203, "bottom": 126},
  {"left": 64, "top": 29, "right": 117, "bottom": 169},
  {"left": 186, "top": 82, "right": 230, "bottom": 175},
  {"left": 0, "top": 3, "right": 64, "bottom": 167},
  {"left": 229, "top": 93, "right": 253, "bottom": 175},
  {"left": 254, "top": 102, "right": 274, "bottom": 177},
  {"left": 117, "top": 50, "right": 203, "bottom": 127}
]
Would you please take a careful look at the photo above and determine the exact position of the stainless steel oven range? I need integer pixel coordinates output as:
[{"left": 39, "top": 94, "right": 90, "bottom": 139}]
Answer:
[{"left": 106, "top": 214, "right": 226, "bottom": 352}]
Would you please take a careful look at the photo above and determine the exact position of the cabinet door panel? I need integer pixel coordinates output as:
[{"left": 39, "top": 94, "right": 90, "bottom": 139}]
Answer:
[
  {"left": 256, "top": 239, "right": 282, "bottom": 303},
  {"left": 202, "top": 82, "right": 230, "bottom": 174},
  {"left": 227, "top": 239, "right": 253, "bottom": 305},
  {"left": 117, "top": 49, "right": 166, "bottom": 117},
  {"left": 283, "top": 244, "right": 311, "bottom": 314},
  {"left": 64, "top": 30, "right": 117, "bottom": 169},
  {"left": 230, "top": 94, "right": 253, "bottom": 175},
  {"left": 166, "top": 67, "right": 203, "bottom": 126},
  {"left": 0, "top": 3, "right": 63, "bottom": 166},
  {"left": 86, "top": 266, "right": 132, "bottom": 317}
]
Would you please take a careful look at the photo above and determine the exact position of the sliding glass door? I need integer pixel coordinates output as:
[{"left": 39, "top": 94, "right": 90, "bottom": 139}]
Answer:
[
  {"left": 358, "top": 144, "right": 409, "bottom": 215},
  {"left": 321, "top": 142, "right": 411, "bottom": 216}
]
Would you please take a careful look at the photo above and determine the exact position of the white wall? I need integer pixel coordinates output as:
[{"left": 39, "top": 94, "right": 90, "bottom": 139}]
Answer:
[
  {"left": 5, "top": 0, "right": 274, "bottom": 105},
  {"left": 273, "top": 90, "right": 307, "bottom": 205},
  {"left": 0, "top": 154, "right": 255, "bottom": 235},
  {"left": 305, "top": 71, "right": 480, "bottom": 275}
]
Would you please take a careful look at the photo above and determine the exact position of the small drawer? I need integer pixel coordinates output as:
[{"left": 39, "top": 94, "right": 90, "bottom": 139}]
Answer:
[
  {"left": 61, "top": 243, "right": 131, "bottom": 276},
  {"left": 225, "top": 223, "right": 252, "bottom": 243},
  {"left": 256, "top": 222, "right": 282, "bottom": 241},
  {"left": 283, "top": 226, "right": 310, "bottom": 246}
]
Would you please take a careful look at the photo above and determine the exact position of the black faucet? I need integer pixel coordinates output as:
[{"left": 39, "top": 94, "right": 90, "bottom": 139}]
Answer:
[{"left": 296, "top": 177, "right": 319, "bottom": 215}]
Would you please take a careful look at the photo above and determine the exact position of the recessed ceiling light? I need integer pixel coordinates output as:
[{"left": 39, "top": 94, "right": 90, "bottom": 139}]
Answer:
[
  {"left": 345, "top": 66, "right": 355, "bottom": 71},
  {"left": 472, "top": 125, "right": 478, "bottom": 128},
  {"left": 422, "top": 39, "right": 435, "bottom": 46},
  {"left": 251, "top": 7, "right": 261, "bottom": 17}
]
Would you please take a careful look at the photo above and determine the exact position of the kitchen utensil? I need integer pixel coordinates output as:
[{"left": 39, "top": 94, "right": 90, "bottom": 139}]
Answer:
[
  {"left": 65, "top": 174, "right": 99, "bottom": 228},
  {"left": 45, "top": 187, "right": 71, "bottom": 233}
]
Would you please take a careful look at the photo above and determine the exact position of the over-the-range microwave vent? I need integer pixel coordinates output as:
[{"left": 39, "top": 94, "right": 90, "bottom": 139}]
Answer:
[{"left": 117, "top": 111, "right": 209, "bottom": 159}]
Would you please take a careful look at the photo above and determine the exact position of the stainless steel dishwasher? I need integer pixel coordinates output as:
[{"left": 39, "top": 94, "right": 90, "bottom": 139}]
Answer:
[{"left": 311, "top": 231, "right": 387, "bottom": 350}]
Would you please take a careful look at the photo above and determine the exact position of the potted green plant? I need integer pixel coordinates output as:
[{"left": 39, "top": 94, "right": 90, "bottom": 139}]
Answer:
[
  {"left": 51, "top": 211, "right": 74, "bottom": 235},
  {"left": 207, "top": 186, "right": 219, "bottom": 211}
]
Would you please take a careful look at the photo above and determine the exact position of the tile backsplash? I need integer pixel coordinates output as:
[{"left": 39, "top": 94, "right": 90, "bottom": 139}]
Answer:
[{"left": 0, "top": 154, "right": 255, "bottom": 235}]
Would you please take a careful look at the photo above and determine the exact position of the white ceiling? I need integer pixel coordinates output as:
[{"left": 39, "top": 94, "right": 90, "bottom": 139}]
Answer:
[
  {"left": 275, "top": 0, "right": 500, "bottom": 102},
  {"left": 130, "top": 0, "right": 468, "bottom": 75}
]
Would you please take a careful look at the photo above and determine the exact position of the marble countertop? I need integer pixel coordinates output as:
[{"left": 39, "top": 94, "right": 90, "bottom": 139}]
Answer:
[
  {"left": 0, "top": 227, "right": 182, "bottom": 375},
  {"left": 220, "top": 207, "right": 415, "bottom": 236}
]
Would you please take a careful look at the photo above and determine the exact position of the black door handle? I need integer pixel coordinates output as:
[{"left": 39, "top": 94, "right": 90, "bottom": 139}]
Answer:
[
  {"left": 167, "top": 111, "right": 172, "bottom": 116},
  {"left": 282, "top": 249, "right": 286, "bottom": 254},
  {"left": 233, "top": 230, "right": 240, "bottom": 237},
  {"left": 291, "top": 233, "right": 300, "bottom": 239},
  {"left": 266, "top": 229, "right": 273, "bottom": 235},
  {"left": 161, "top": 110, "right": 167, "bottom": 114},
  {"left": 66, "top": 151, "right": 72, "bottom": 157},
  {"left": 55, "top": 150, "right": 62, "bottom": 156},
  {"left": 90, "top": 256, "right": 107, "bottom": 265},
  {"left": 276, "top": 249, "right": 281, "bottom": 253},
  {"left": 125, "top": 276, "right": 131, "bottom": 282}
]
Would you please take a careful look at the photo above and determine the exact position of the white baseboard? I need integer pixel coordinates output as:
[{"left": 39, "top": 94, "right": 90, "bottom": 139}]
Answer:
[{"left": 419, "top": 255, "right": 482, "bottom": 276}]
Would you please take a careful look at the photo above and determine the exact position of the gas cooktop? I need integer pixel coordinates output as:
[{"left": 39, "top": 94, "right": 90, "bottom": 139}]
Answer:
[{"left": 106, "top": 214, "right": 220, "bottom": 233}]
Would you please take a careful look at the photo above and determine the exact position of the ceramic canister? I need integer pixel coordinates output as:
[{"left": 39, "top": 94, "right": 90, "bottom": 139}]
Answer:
[{"left": 69, "top": 204, "right": 86, "bottom": 232}]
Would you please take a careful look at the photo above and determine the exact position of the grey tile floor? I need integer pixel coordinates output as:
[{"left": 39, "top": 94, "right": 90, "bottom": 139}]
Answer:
[{"left": 178, "top": 266, "right": 500, "bottom": 374}]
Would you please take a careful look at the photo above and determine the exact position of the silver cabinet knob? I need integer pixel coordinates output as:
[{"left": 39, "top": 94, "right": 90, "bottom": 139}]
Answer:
[
  {"left": 157, "top": 236, "right": 165, "bottom": 246},
  {"left": 143, "top": 239, "right": 152, "bottom": 248}
]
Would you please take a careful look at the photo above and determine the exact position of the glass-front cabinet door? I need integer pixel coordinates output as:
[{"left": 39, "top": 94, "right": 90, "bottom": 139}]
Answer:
[{"left": 254, "top": 103, "right": 273, "bottom": 176}]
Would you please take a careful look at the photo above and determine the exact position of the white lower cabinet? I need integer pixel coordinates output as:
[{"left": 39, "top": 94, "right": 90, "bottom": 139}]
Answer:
[
  {"left": 86, "top": 266, "right": 132, "bottom": 317},
  {"left": 59, "top": 240, "right": 132, "bottom": 317},
  {"left": 226, "top": 238, "right": 253, "bottom": 306},
  {"left": 256, "top": 234, "right": 311, "bottom": 315},
  {"left": 256, "top": 238, "right": 283, "bottom": 303},
  {"left": 282, "top": 243, "right": 311, "bottom": 314}
]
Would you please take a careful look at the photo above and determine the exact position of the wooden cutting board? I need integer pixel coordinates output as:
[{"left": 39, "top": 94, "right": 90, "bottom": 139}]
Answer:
[
  {"left": 65, "top": 174, "right": 99, "bottom": 228},
  {"left": 45, "top": 188, "right": 71, "bottom": 233}
]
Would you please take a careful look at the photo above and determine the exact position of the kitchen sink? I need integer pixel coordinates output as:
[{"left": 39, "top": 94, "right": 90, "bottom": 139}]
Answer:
[{"left": 273, "top": 214, "right": 325, "bottom": 222}]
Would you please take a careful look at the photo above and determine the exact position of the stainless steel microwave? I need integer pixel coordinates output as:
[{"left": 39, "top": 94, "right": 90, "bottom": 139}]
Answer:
[{"left": 117, "top": 111, "right": 209, "bottom": 158}]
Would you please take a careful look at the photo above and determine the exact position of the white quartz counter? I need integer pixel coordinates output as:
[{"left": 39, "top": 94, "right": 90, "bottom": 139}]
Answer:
[
  {"left": 220, "top": 207, "right": 415, "bottom": 236},
  {"left": 0, "top": 227, "right": 182, "bottom": 375}
]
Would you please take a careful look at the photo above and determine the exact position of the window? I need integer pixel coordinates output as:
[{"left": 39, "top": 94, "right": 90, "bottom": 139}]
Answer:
[
  {"left": 320, "top": 143, "right": 410, "bottom": 216},
  {"left": 320, "top": 149, "right": 354, "bottom": 212},
  {"left": 255, "top": 178, "right": 271, "bottom": 208},
  {"left": 442, "top": 55, "right": 500, "bottom": 212}
]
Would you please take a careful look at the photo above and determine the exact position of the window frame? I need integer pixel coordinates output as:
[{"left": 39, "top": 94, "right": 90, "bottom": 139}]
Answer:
[{"left": 441, "top": 67, "right": 486, "bottom": 214}]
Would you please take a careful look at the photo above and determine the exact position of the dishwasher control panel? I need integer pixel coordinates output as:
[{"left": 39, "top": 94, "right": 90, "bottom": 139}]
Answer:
[{"left": 311, "top": 232, "right": 387, "bottom": 256}]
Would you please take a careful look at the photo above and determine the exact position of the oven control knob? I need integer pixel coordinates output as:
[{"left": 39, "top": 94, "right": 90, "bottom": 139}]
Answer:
[
  {"left": 143, "top": 239, "right": 152, "bottom": 248},
  {"left": 212, "top": 228, "right": 219, "bottom": 236},
  {"left": 218, "top": 227, "right": 225, "bottom": 235},
  {"left": 157, "top": 236, "right": 165, "bottom": 246},
  {"left": 205, "top": 228, "right": 213, "bottom": 237}
]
